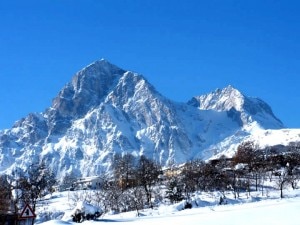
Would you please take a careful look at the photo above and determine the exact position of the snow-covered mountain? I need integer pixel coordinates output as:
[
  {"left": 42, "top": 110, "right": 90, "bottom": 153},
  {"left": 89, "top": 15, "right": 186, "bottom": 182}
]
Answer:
[
  {"left": 188, "top": 85, "right": 283, "bottom": 130},
  {"left": 0, "top": 59, "right": 299, "bottom": 178}
]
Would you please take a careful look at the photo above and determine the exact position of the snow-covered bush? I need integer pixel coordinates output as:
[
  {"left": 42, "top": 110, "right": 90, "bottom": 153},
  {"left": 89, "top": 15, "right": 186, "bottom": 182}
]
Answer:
[{"left": 71, "top": 201, "right": 102, "bottom": 223}]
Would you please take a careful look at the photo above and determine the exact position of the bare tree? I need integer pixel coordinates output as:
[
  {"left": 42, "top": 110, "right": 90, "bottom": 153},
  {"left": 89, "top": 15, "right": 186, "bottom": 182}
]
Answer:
[
  {"left": 233, "top": 141, "right": 263, "bottom": 191},
  {"left": 165, "top": 178, "right": 184, "bottom": 204},
  {"left": 0, "top": 175, "right": 12, "bottom": 213},
  {"left": 100, "top": 179, "right": 123, "bottom": 213},
  {"left": 234, "top": 141, "right": 258, "bottom": 169},
  {"left": 281, "top": 143, "right": 300, "bottom": 190},
  {"left": 136, "top": 155, "right": 161, "bottom": 208},
  {"left": 275, "top": 168, "right": 290, "bottom": 198},
  {"left": 131, "top": 186, "right": 145, "bottom": 216},
  {"left": 112, "top": 153, "right": 137, "bottom": 190},
  {"left": 19, "top": 162, "right": 57, "bottom": 224},
  {"left": 181, "top": 160, "right": 198, "bottom": 200}
]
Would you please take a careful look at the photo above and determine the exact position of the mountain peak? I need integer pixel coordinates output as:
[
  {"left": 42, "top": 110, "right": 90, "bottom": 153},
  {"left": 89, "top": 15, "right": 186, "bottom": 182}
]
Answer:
[
  {"left": 46, "top": 59, "right": 127, "bottom": 134},
  {"left": 79, "top": 59, "right": 125, "bottom": 77},
  {"left": 189, "top": 85, "right": 245, "bottom": 112},
  {"left": 188, "top": 85, "right": 284, "bottom": 129},
  {"left": 218, "top": 85, "right": 241, "bottom": 94},
  {"left": 93, "top": 58, "right": 116, "bottom": 66},
  {"left": 52, "top": 59, "right": 126, "bottom": 111}
]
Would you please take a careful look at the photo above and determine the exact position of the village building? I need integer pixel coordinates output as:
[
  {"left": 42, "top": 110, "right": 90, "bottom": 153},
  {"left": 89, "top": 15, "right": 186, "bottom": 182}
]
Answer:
[{"left": 73, "top": 176, "right": 104, "bottom": 190}]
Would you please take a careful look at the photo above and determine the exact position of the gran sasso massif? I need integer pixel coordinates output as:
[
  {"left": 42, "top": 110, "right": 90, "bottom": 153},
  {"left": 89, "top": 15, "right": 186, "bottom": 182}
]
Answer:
[{"left": 0, "top": 59, "right": 299, "bottom": 178}]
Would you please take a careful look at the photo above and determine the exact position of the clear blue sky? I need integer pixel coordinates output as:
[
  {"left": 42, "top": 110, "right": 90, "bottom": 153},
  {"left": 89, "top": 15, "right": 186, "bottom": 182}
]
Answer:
[{"left": 0, "top": 0, "right": 300, "bottom": 129}]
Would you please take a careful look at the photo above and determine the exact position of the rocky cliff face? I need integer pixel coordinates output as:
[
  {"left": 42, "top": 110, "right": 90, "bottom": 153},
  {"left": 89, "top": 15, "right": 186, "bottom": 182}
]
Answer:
[
  {"left": 0, "top": 60, "right": 293, "bottom": 179},
  {"left": 46, "top": 60, "right": 126, "bottom": 135}
]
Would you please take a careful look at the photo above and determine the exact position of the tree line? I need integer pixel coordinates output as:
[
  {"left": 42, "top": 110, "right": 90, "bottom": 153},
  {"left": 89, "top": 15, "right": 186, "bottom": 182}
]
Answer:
[
  {"left": 1, "top": 141, "right": 300, "bottom": 222},
  {"left": 69, "top": 141, "right": 300, "bottom": 219},
  {"left": 178, "top": 141, "right": 300, "bottom": 200},
  {"left": 75, "top": 154, "right": 162, "bottom": 215}
]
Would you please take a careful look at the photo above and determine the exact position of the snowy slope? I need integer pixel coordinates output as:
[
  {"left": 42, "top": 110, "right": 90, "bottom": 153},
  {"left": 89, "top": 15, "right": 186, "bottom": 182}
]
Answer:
[
  {"left": 212, "top": 128, "right": 300, "bottom": 159},
  {"left": 38, "top": 189, "right": 300, "bottom": 225},
  {"left": 0, "top": 59, "right": 299, "bottom": 179}
]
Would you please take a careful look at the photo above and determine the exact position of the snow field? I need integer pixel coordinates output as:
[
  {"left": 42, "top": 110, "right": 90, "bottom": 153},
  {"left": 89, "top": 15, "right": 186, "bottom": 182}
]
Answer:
[{"left": 38, "top": 188, "right": 300, "bottom": 225}]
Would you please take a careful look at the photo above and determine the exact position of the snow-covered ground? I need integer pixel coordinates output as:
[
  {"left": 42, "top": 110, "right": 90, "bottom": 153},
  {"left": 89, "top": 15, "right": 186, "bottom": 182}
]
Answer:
[{"left": 37, "top": 188, "right": 300, "bottom": 225}]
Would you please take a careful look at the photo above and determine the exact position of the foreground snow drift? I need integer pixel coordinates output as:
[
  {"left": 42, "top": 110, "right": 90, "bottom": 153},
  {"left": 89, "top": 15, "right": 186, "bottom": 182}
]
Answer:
[{"left": 39, "top": 196, "right": 300, "bottom": 225}]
